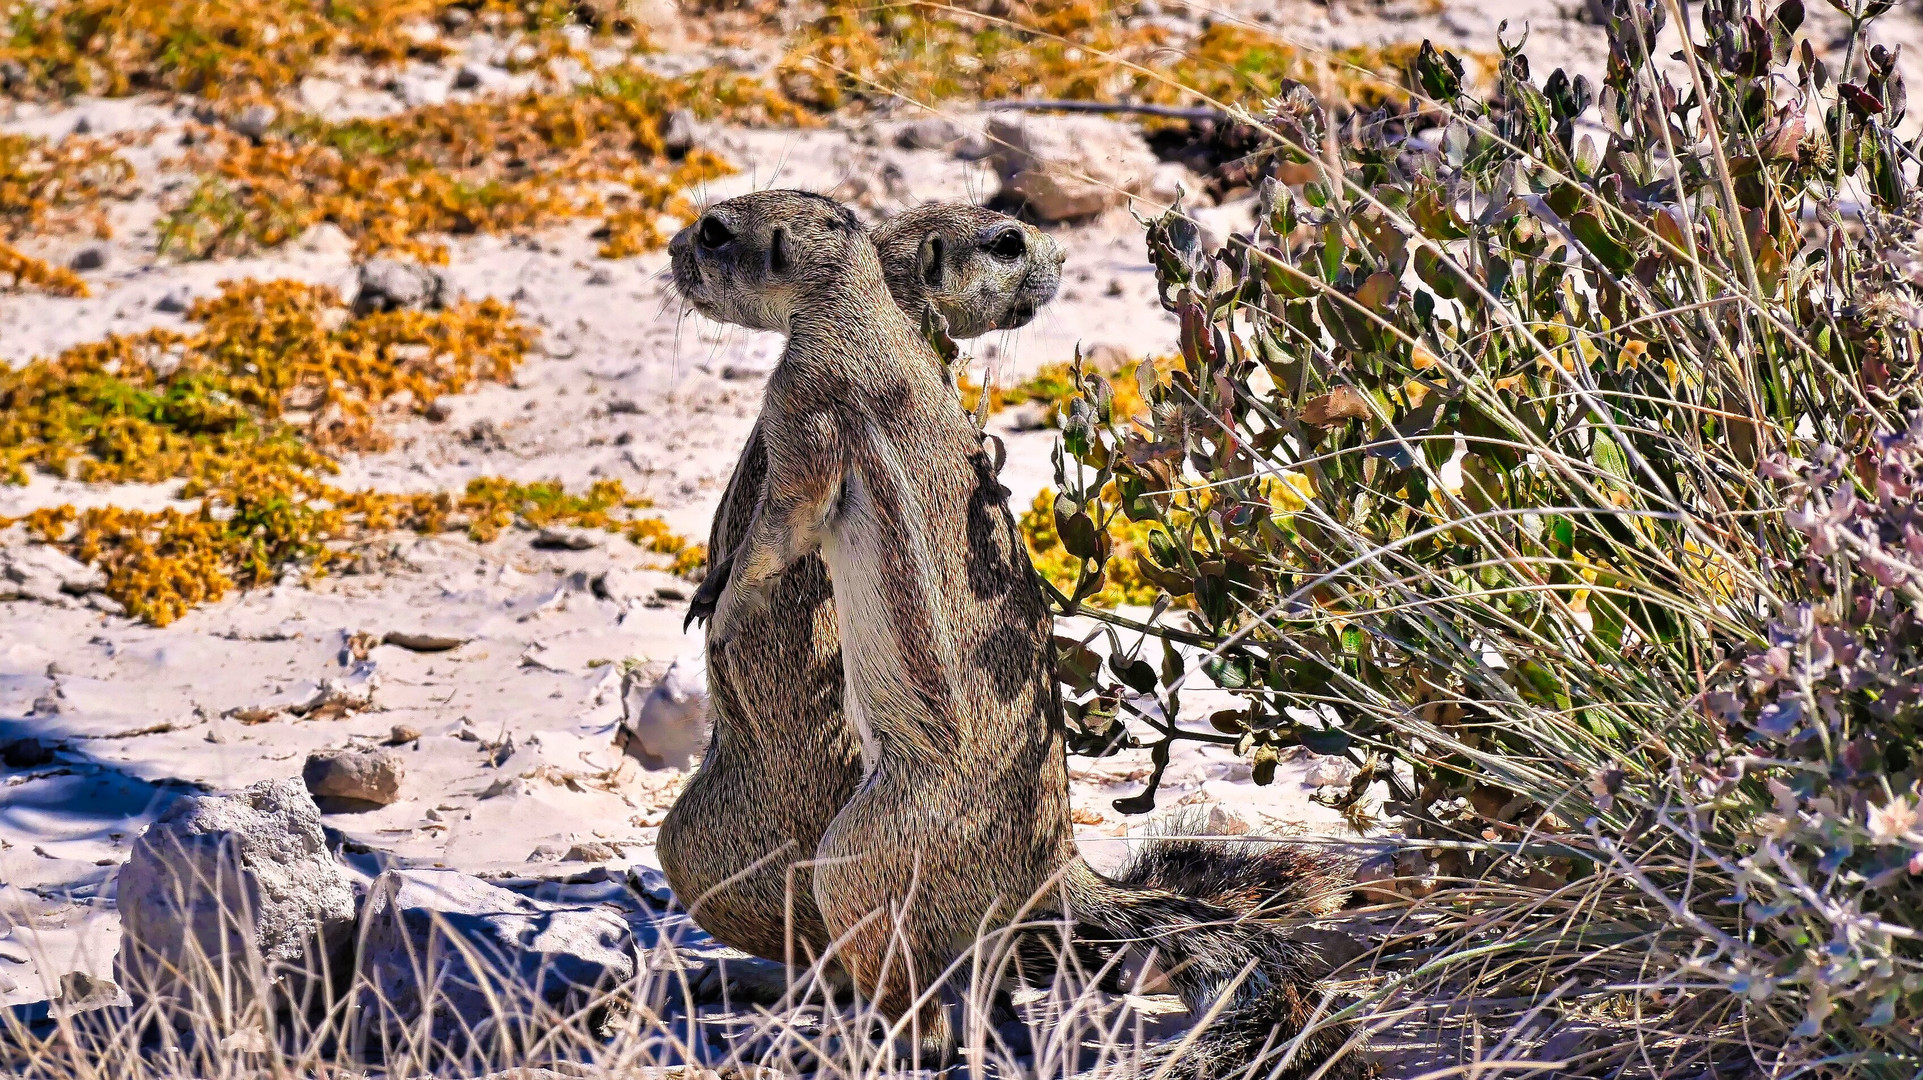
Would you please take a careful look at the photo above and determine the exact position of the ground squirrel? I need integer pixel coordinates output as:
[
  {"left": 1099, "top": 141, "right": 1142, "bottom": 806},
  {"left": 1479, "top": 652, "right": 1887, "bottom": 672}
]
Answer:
[
  {"left": 657, "top": 201, "right": 1064, "bottom": 969},
  {"left": 673, "top": 191, "right": 1371, "bottom": 1079}
]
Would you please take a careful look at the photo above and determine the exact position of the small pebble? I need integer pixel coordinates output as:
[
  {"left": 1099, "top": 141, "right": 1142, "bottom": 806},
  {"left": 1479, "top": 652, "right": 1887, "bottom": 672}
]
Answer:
[{"left": 68, "top": 244, "right": 109, "bottom": 272}]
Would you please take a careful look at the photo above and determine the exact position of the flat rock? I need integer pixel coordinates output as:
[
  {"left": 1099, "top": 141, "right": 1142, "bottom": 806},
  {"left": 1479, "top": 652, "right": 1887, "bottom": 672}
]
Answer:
[
  {"left": 1, "top": 544, "right": 106, "bottom": 603},
  {"left": 114, "top": 778, "right": 357, "bottom": 1007},
  {"left": 1, "top": 737, "right": 58, "bottom": 768},
  {"left": 352, "top": 258, "right": 446, "bottom": 315},
  {"left": 67, "top": 243, "right": 110, "bottom": 272},
  {"left": 354, "top": 869, "right": 636, "bottom": 1053},
  {"left": 228, "top": 102, "right": 276, "bottom": 139},
  {"left": 382, "top": 629, "right": 469, "bottom": 652},
  {"left": 615, "top": 657, "right": 706, "bottom": 770},
  {"left": 986, "top": 114, "right": 1159, "bottom": 222},
  {"left": 303, "top": 745, "right": 404, "bottom": 807},
  {"left": 533, "top": 526, "right": 605, "bottom": 551}
]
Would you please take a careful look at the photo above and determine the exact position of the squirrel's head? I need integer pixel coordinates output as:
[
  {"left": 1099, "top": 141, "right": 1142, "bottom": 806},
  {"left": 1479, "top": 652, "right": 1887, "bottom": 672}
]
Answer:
[
  {"left": 670, "top": 190, "right": 870, "bottom": 332},
  {"left": 873, "top": 204, "right": 1066, "bottom": 339}
]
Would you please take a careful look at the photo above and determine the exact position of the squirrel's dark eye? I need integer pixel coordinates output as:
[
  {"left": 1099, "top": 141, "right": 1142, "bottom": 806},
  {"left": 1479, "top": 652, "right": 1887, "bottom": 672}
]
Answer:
[
  {"left": 696, "top": 216, "right": 733, "bottom": 250},
  {"left": 987, "top": 227, "right": 1026, "bottom": 261}
]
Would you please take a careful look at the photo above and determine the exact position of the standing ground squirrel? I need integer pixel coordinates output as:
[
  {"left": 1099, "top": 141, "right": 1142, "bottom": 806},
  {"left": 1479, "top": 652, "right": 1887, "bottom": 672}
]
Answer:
[
  {"left": 657, "top": 201, "right": 1064, "bottom": 969},
  {"left": 673, "top": 191, "right": 1373, "bottom": 1079}
]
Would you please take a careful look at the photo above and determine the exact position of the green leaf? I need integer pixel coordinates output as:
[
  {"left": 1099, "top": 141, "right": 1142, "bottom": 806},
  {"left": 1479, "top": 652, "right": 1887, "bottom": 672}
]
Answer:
[
  {"left": 1110, "top": 654, "right": 1159, "bottom": 695},
  {"left": 1205, "top": 653, "right": 1255, "bottom": 690},
  {"left": 1297, "top": 725, "right": 1352, "bottom": 756},
  {"left": 1593, "top": 431, "right": 1632, "bottom": 482},
  {"left": 1415, "top": 40, "right": 1464, "bottom": 101},
  {"left": 1571, "top": 210, "right": 1638, "bottom": 273},
  {"left": 1251, "top": 743, "right": 1279, "bottom": 786}
]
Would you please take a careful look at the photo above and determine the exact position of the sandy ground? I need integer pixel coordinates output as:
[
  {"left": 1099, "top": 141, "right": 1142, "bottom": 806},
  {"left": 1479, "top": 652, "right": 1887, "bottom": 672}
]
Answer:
[{"left": 2, "top": 0, "right": 1920, "bottom": 1071}]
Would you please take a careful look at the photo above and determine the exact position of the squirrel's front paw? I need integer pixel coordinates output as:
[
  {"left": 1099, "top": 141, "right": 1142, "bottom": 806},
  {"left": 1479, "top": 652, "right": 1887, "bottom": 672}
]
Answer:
[
  {"left": 704, "top": 578, "right": 771, "bottom": 650},
  {"left": 684, "top": 554, "right": 733, "bottom": 631}
]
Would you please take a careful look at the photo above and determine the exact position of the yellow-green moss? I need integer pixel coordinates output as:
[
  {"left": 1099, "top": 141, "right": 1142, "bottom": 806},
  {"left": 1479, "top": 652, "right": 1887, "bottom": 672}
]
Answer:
[
  {"left": 1019, "top": 486, "right": 1163, "bottom": 609},
  {"left": 959, "top": 353, "right": 1168, "bottom": 427},
  {"left": 156, "top": 65, "right": 808, "bottom": 262},
  {"left": 0, "top": 0, "right": 605, "bottom": 101},
  {"left": 0, "top": 132, "right": 137, "bottom": 241},
  {"left": 0, "top": 239, "right": 89, "bottom": 296},
  {"left": 780, "top": 3, "right": 1488, "bottom": 115},
  {"left": 1, "top": 279, "right": 699, "bottom": 624}
]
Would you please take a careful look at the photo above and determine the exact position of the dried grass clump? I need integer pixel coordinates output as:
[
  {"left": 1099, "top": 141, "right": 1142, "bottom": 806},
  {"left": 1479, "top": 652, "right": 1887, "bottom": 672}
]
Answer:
[
  {"left": 779, "top": 1, "right": 1484, "bottom": 115},
  {"left": 0, "top": 0, "right": 602, "bottom": 100},
  {"left": 1036, "top": 0, "right": 1923, "bottom": 1065},
  {"left": 0, "top": 853, "right": 1372, "bottom": 1080},
  {"left": 0, "top": 279, "right": 696, "bottom": 623},
  {"left": 157, "top": 65, "right": 806, "bottom": 262}
]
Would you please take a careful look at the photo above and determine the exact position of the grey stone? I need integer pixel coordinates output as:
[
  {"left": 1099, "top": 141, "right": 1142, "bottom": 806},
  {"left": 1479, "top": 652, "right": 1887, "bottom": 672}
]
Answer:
[
  {"left": 381, "top": 630, "right": 468, "bottom": 652},
  {"left": 67, "top": 243, "right": 110, "bottom": 272},
  {"left": 1, "top": 737, "right": 57, "bottom": 768},
  {"left": 54, "top": 970, "right": 118, "bottom": 1011},
  {"left": 398, "top": 74, "right": 450, "bottom": 108},
  {"left": 1305, "top": 753, "right": 1360, "bottom": 789},
  {"left": 303, "top": 746, "right": 404, "bottom": 807},
  {"left": 986, "top": 114, "right": 1159, "bottom": 222},
  {"left": 85, "top": 592, "right": 125, "bottom": 615},
  {"left": 2, "top": 544, "right": 106, "bottom": 601},
  {"left": 154, "top": 286, "right": 192, "bottom": 313},
  {"left": 297, "top": 77, "right": 344, "bottom": 114},
  {"left": 453, "top": 63, "right": 512, "bottom": 93},
  {"left": 353, "top": 869, "right": 635, "bottom": 1051},
  {"left": 351, "top": 259, "right": 446, "bottom": 315},
  {"left": 615, "top": 657, "right": 706, "bottom": 770},
  {"left": 296, "top": 222, "right": 354, "bottom": 258},
  {"left": 625, "top": 864, "right": 673, "bottom": 907},
  {"left": 563, "top": 841, "right": 623, "bottom": 863},
  {"left": 115, "top": 779, "right": 357, "bottom": 1007},
  {"left": 533, "top": 526, "right": 605, "bottom": 551},
  {"left": 661, "top": 108, "right": 696, "bottom": 157},
  {"left": 229, "top": 103, "right": 277, "bottom": 139},
  {"left": 895, "top": 116, "right": 963, "bottom": 151}
]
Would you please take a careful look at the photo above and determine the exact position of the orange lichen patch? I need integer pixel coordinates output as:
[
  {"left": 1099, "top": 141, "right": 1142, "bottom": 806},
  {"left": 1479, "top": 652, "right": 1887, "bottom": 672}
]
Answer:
[
  {"left": 0, "top": 132, "right": 138, "bottom": 240},
  {"left": 157, "top": 65, "right": 804, "bottom": 261},
  {"left": 0, "top": 239, "right": 89, "bottom": 296},
  {"left": 0, "top": 0, "right": 610, "bottom": 101},
  {"left": 1, "top": 279, "right": 696, "bottom": 623},
  {"left": 781, "top": 3, "right": 1483, "bottom": 115}
]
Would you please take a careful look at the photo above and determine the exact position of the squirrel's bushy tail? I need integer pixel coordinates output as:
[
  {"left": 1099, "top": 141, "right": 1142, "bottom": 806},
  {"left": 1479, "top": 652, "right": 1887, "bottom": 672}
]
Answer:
[
  {"left": 1058, "top": 852, "right": 1375, "bottom": 1080},
  {"left": 1115, "top": 812, "right": 1359, "bottom": 920}
]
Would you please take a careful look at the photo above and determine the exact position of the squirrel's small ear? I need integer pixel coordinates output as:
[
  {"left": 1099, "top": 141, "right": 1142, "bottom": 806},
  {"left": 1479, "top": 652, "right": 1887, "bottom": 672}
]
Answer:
[
  {"left": 769, "top": 227, "right": 790, "bottom": 274},
  {"left": 918, "top": 233, "right": 945, "bottom": 288}
]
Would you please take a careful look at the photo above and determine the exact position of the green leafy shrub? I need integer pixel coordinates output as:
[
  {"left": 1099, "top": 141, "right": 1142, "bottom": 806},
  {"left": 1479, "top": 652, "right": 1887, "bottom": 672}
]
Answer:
[{"left": 1044, "top": 0, "right": 1923, "bottom": 1068}]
